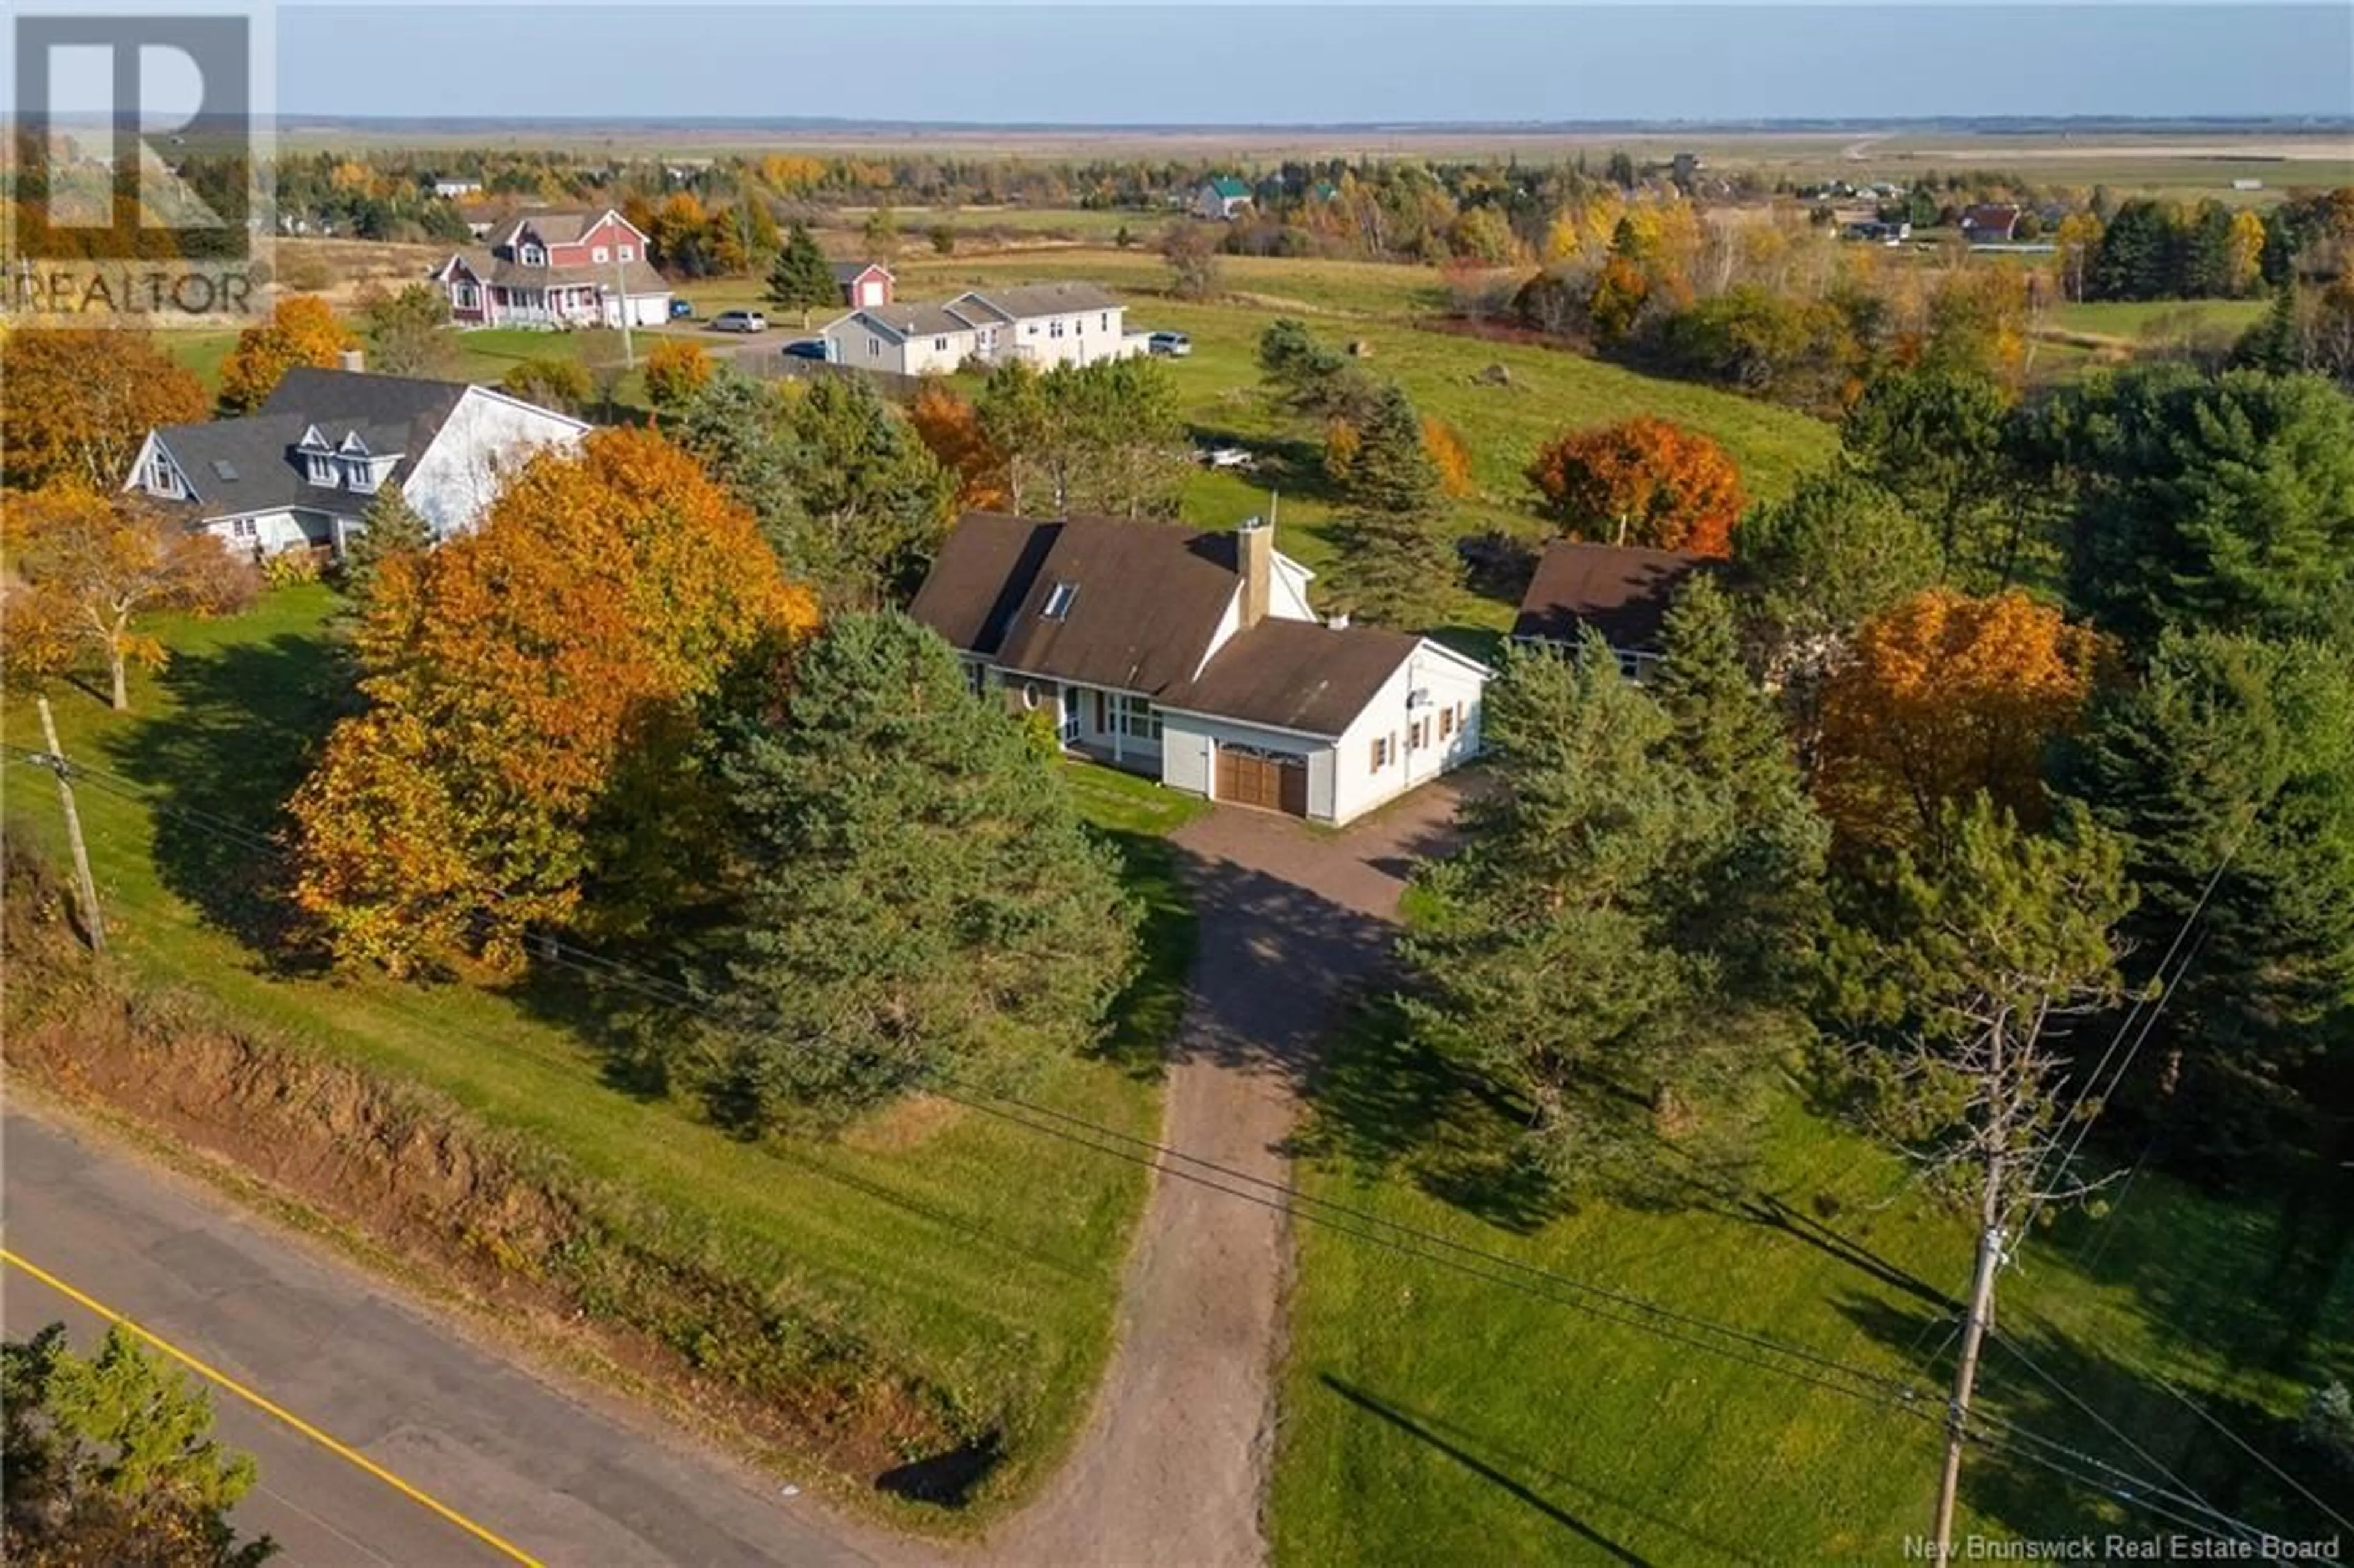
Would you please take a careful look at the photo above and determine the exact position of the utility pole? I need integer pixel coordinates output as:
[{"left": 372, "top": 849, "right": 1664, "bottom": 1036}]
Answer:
[
  {"left": 33, "top": 696, "right": 104, "bottom": 954},
  {"left": 612, "top": 243, "right": 636, "bottom": 368},
  {"left": 1932, "top": 1197, "right": 2006, "bottom": 1559}
]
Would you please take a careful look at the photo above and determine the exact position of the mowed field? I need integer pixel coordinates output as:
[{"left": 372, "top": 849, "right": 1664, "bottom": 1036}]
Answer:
[
  {"left": 659, "top": 246, "right": 1839, "bottom": 640},
  {"left": 1270, "top": 1011, "right": 2354, "bottom": 1564},
  {"left": 0, "top": 585, "right": 1193, "bottom": 1528},
  {"left": 174, "top": 242, "right": 1837, "bottom": 642}
]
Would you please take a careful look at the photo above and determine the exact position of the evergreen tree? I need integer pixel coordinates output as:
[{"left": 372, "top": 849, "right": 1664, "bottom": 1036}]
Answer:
[
  {"left": 1653, "top": 576, "right": 1830, "bottom": 997},
  {"left": 676, "top": 367, "right": 807, "bottom": 566},
  {"left": 763, "top": 223, "right": 839, "bottom": 325},
  {"left": 1655, "top": 575, "right": 1787, "bottom": 815},
  {"left": 1840, "top": 365, "right": 2031, "bottom": 588},
  {"left": 3, "top": 1323, "right": 275, "bottom": 1566},
  {"left": 2234, "top": 278, "right": 2303, "bottom": 375},
  {"left": 1403, "top": 637, "right": 1811, "bottom": 1189},
  {"left": 2062, "top": 631, "right": 2354, "bottom": 1166},
  {"left": 1331, "top": 382, "right": 1456, "bottom": 628},
  {"left": 774, "top": 375, "right": 955, "bottom": 609},
  {"left": 1734, "top": 467, "right": 1942, "bottom": 756},
  {"left": 338, "top": 485, "right": 433, "bottom": 604},
  {"left": 2036, "top": 366, "right": 2354, "bottom": 649},
  {"left": 693, "top": 614, "right": 1139, "bottom": 1128}
]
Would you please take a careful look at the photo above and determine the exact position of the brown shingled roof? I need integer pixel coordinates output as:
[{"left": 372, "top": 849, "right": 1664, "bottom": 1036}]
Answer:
[
  {"left": 1164, "top": 619, "right": 1420, "bottom": 737},
  {"left": 1512, "top": 541, "right": 1713, "bottom": 652},
  {"left": 908, "top": 511, "right": 1447, "bottom": 739}
]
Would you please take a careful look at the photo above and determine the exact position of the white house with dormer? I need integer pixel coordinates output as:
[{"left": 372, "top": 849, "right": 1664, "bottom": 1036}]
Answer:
[
  {"left": 122, "top": 365, "right": 588, "bottom": 560},
  {"left": 908, "top": 512, "right": 1488, "bottom": 824}
]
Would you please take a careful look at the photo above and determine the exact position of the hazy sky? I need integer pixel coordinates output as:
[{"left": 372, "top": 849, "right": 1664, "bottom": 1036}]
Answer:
[{"left": 277, "top": 5, "right": 2352, "bottom": 123}]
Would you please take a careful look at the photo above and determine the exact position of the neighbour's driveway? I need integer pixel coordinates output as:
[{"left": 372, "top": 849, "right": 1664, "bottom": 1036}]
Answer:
[{"left": 982, "top": 783, "right": 1465, "bottom": 1568}]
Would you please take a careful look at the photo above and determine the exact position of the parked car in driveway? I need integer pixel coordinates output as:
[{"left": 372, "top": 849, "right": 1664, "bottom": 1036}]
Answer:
[
  {"left": 780, "top": 338, "right": 829, "bottom": 360},
  {"left": 1148, "top": 330, "right": 1192, "bottom": 357},
  {"left": 709, "top": 310, "right": 766, "bottom": 333},
  {"left": 669, "top": 298, "right": 695, "bottom": 320}
]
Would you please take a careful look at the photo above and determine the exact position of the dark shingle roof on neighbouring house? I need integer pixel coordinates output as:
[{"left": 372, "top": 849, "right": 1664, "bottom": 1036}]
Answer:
[
  {"left": 909, "top": 511, "right": 1431, "bottom": 739},
  {"left": 1511, "top": 541, "right": 1715, "bottom": 652},
  {"left": 144, "top": 368, "right": 587, "bottom": 523},
  {"left": 830, "top": 260, "right": 891, "bottom": 284},
  {"left": 147, "top": 369, "right": 476, "bottom": 519}
]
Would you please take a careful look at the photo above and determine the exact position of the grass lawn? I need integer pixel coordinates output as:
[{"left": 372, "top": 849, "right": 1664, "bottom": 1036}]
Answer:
[
  {"left": 1271, "top": 1012, "right": 2354, "bottom": 1564},
  {"left": 1, "top": 586, "right": 1190, "bottom": 1526},
  {"left": 2047, "top": 298, "right": 2269, "bottom": 343}
]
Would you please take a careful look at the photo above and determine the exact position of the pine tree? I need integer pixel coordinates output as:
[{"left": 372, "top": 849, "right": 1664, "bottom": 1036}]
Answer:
[
  {"left": 2234, "top": 278, "right": 2303, "bottom": 375},
  {"left": 677, "top": 368, "right": 808, "bottom": 568},
  {"left": 1655, "top": 574, "right": 1785, "bottom": 816},
  {"left": 774, "top": 375, "right": 955, "bottom": 609},
  {"left": 339, "top": 485, "right": 433, "bottom": 605},
  {"left": 764, "top": 223, "right": 839, "bottom": 325},
  {"left": 1653, "top": 574, "right": 1830, "bottom": 997},
  {"left": 2062, "top": 630, "right": 2354, "bottom": 1162},
  {"left": 1333, "top": 383, "right": 1457, "bottom": 628},
  {"left": 695, "top": 613, "right": 1140, "bottom": 1129},
  {"left": 1401, "top": 636, "right": 1797, "bottom": 1189}
]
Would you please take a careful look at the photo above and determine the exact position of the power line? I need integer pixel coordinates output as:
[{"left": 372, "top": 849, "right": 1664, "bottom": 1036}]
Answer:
[{"left": 8, "top": 754, "right": 2302, "bottom": 1545}]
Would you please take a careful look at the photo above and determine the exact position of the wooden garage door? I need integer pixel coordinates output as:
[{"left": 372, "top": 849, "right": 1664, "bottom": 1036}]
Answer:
[{"left": 1216, "top": 746, "right": 1309, "bottom": 816}]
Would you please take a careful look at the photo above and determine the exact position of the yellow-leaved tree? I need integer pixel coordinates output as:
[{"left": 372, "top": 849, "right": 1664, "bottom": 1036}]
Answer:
[
  {"left": 1815, "top": 588, "right": 2105, "bottom": 857},
  {"left": 288, "top": 427, "right": 819, "bottom": 973},
  {"left": 1, "top": 486, "right": 253, "bottom": 710},
  {"left": 217, "top": 295, "right": 356, "bottom": 413}
]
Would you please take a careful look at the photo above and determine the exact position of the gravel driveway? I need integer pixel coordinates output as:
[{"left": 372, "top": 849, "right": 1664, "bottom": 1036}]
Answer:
[{"left": 981, "top": 783, "right": 1466, "bottom": 1567}]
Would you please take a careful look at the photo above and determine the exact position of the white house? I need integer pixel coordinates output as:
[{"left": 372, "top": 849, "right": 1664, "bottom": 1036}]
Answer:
[
  {"left": 1194, "top": 176, "right": 1254, "bottom": 221},
  {"left": 819, "top": 281, "right": 1145, "bottom": 376},
  {"left": 122, "top": 365, "right": 588, "bottom": 560},
  {"left": 909, "top": 512, "right": 1488, "bottom": 824}
]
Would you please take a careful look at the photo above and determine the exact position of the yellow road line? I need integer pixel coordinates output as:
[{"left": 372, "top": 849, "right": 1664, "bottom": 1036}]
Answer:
[{"left": 1, "top": 1246, "right": 544, "bottom": 1567}]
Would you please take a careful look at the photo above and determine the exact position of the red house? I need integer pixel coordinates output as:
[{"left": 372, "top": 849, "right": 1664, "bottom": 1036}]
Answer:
[{"left": 429, "top": 208, "right": 672, "bottom": 330}]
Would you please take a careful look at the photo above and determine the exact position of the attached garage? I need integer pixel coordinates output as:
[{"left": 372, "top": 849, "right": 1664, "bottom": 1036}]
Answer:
[{"left": 1214, "top": 744, "right": 1309, "bottom": 816}]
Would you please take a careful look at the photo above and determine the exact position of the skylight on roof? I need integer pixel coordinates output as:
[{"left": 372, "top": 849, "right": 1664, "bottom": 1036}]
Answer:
[
  {"left": 211, "top": 459, "right": 238, "bottom": 481},
  {"left": 1042, "top": 582, "right": 1078, "bottom": 622}
]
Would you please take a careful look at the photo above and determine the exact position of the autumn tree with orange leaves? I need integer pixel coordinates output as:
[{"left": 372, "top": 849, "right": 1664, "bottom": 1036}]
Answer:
[
  {"left": 0, "top": 330, "right": 209, "bottom": 492},
  {"left": 1, "top": 487, "right": 254, "bottom": 710},
  {"left": 288, "top": 428, "right": 817, "bottom": 973},
  {"left": 908, "top": 379, "right": 1010, "bottom": 511},
  {"left": 218, "top": 296, "right": 356, "bottom": 413},
  {"left": 1525, "top": 416, "right": 1747, "bottom": 557},
  {"left": 1815, "top": 588, "right": 2105, "bottom": 857}
]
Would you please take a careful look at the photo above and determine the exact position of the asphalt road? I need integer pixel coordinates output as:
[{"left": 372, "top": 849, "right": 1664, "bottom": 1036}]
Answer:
[{"left": 0, "top": 1109, "right": 882, "bottom": 1568}]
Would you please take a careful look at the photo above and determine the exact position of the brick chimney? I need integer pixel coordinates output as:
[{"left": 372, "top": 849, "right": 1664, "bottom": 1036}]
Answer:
[{"left": 1238, "top": 516, "right": 1273, "bottom": 629}]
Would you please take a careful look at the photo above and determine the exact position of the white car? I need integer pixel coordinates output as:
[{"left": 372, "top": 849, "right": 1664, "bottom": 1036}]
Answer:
[
  {"left": 709, "top": 310, "right": 767, "bottom": 334},
  {"left": 1148, "top": 330, "right": 1193, "bottom": 357},
  {"left": 1203, "top": 446, "right": 1254, "bottom": 471}
]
